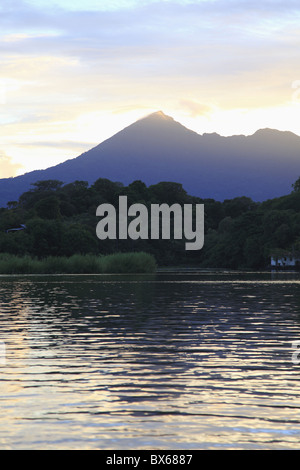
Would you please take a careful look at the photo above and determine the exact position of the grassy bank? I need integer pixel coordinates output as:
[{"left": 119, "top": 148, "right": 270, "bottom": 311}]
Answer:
[{"left": 0, "top": 252, "right": 157, "bottom": 274}]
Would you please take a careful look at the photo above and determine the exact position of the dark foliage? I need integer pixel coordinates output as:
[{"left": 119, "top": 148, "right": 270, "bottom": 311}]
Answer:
[{"left": 1, "top": 177, "right": 300, "bottom": 268}]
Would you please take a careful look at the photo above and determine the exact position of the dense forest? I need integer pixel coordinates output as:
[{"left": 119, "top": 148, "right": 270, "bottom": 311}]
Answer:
[{"left": 1, "top": 176, "right": 300, "bottom": 269}]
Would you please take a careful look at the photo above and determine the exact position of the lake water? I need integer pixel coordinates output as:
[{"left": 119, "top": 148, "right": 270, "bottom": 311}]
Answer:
[{"left": 0, "top": 271, "right": 300, "bottom": 450}]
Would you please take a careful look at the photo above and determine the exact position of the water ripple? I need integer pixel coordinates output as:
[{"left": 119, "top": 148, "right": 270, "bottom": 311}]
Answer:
[{"left": 0, "top": 272, "right": 300, "bottom": 449}]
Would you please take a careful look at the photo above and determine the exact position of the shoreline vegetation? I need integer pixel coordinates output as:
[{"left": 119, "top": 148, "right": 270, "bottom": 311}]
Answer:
[
  {"left": 0, "top": 252, "right": 157, "bottom": 274},
  {"left": 1, "top": 176, "right": 300, "bottom": 270}
]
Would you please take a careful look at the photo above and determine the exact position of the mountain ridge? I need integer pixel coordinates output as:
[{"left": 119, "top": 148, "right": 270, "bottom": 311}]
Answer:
[{"left": 0, "top": 111, "right": 300, "bottom": 206}]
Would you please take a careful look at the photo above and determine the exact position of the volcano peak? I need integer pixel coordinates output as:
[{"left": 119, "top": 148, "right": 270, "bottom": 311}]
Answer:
[{"left": 142, "top": 110, "right": 174, "bottom": 121}]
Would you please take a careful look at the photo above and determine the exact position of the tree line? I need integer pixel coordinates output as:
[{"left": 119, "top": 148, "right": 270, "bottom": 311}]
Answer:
[{"left": 1, "top": 176, "right": 300, "bottom": 269}]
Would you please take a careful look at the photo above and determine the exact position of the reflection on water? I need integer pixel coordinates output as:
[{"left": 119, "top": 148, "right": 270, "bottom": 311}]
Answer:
[{"left": 0, "top": 271, "right": 300, "bottom": 449}]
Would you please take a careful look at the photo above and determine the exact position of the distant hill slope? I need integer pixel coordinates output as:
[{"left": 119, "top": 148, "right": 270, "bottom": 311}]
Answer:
[{"left": 1, "top": 110, "right": 300, "bottom": 206}]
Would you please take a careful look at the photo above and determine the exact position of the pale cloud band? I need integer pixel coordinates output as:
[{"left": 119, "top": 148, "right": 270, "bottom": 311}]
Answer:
[{"left": 0, "top": 152, "right": 23, "bottom": 178}]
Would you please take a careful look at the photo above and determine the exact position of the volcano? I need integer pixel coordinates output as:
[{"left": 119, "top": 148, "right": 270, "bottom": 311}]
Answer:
[{"left": 1, "top": 110, "right": 300, "bottom": 206}]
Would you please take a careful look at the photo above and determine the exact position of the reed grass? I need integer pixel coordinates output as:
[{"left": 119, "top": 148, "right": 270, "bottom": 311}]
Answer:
[{"left": 0, "top": 252, "right": 156, "bottom": 274}]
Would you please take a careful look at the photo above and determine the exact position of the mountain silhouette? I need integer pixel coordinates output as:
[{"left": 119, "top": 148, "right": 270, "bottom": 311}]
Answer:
[{"left": 1, "top": 110, "right": 300, "bottom": 206}]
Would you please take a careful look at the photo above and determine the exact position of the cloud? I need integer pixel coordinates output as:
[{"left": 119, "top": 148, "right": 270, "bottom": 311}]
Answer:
[
  {"left": 1, "top": 0, "right": 300, "bottom": 173},
  {"left": 179, "top": 100, "right": 212, "bottom": 117},
  {"left": 15, "top": 140, "right": 95, "bottom": 152},
  {"left": 0, "top": 152, "right": 24, "bottom": 178},
  {"left": 1, "top": 2, "right": 299, "bottom": 75}
]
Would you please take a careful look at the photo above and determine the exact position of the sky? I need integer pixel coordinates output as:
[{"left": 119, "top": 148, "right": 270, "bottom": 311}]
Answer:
[{"left": 1, "top": 0, "right": 300, "bottom": 177}]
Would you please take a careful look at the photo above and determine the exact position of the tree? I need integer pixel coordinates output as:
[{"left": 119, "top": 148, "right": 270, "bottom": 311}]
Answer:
[
  {"left": 19, "top": 180, "right": 64, "bottom": 209},
  {"left": 7, "top": 201, "right": 18, "bottom": 210},
  {"left": 125, "top": 180, "right": 148, "bottom": 204},
  {"left": 292, "top": 176, "right": 300, "bottom": 193},
  {"left": 223, "top": 196, "right": 257, "bottom": 218},
  {"left": 91, "top": 178, "right": 123, "bottom": 204},
  {"left": 204, "top": 199, "right": 224, "bottom": 230},
  {"left": 218, "top": 216, "right": 233, "bottom": 234},
  {"left": 273, "top": 224, "right": 293, "bottom": 248},
  {"left": 263, "top": 210, "right": 293, "bottom": 238},
  {"left": 30, "top": 180, "right": 64, "bottom": 192},
  {"left": 60, "top": 225, "right": 98, "bottom": 256},
  {"left": 0, "top": 231, "right": 33, "bottom": 255},
  {"left": 35, "top": 196, "right": 61, "bottom": 219},
  {"left": 243, "top": 236, "right": 265, "bottom": 268},
  {"left": 148, "top": 182, "right": 189, "bottom": 204},
  {"left": 60, "top": 181, "right": 90, "bottom": 213},
  {"left": 27, "top": 219, "right": 63, "bottom": 257}
]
